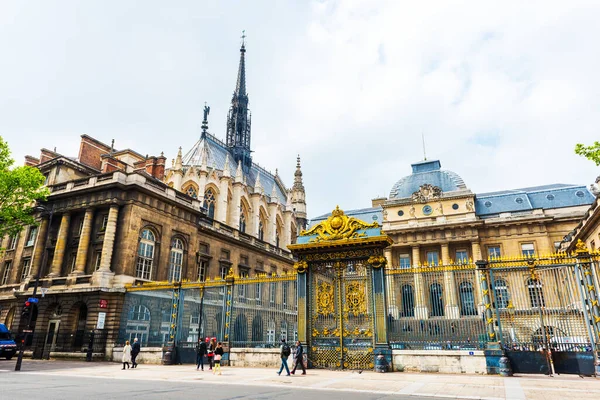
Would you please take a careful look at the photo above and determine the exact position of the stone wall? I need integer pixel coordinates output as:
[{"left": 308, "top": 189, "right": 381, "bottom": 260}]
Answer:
[{"left": 391, "top": 349, "right": 487, "bottom": 374}]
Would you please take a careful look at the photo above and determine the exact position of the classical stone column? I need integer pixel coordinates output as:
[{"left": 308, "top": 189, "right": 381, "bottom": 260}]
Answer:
[
  {"left": 442, "top": 243, "right": 460, "bottom": 318},
  {"left": 98, "top": 205, "right": 119, "bottom": 272},
  {"left": 472, "top": 241, "right": 484, "bottom": 309},
  {"left": 30, "top": 216, "right": 49, "bottom": 278},
  {"left": 412, "top": 246, "right": 429, "bottom": 319},
  {"left": 49, "top": 212, "right": 70, "bottom": 276},
  {"left": 73, "top": 208, "right": 94, "bottom": 274},
  {"left": 383, "top": 248, "right": 397, "bottom": 317}
]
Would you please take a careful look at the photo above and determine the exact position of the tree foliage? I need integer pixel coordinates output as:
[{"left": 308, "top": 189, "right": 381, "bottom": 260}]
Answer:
[
  {"left": 0, "top": 136, "right": 49, "bottom": 238},
  {"left": 575, "top": 142, "right": 600, "bottom": 166}
]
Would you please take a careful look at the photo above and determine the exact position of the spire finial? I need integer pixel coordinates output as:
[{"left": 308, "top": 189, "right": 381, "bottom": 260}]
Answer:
[
  {"left": 201, "top": 102, "right": 210, "bottom": 136},
  {"left": 241, "top": 30, "right": 246, "bottom": 47}
]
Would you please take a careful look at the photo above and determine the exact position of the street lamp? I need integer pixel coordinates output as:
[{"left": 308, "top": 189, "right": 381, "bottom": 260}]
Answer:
[{"left": 15, "top": 203, "right": 54, "bottom": 371}]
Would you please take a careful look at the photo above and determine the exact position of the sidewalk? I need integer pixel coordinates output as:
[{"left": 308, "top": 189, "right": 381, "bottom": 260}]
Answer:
[{"left": 2, "top": 360, "right": 599, "bottom": 400}]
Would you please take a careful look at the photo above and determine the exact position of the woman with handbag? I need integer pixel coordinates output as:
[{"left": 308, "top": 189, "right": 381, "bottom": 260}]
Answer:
[
  {"left": 207, "top": 337, "right": 217, "bottom": 370},
  {"left": 213, "top": 342, "right": 224, "bottom": 375}
]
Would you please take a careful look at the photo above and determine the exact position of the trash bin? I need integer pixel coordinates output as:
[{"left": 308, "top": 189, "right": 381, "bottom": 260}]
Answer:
[{"left": 162, "top": 344, "right": 176, "bottom": 365}]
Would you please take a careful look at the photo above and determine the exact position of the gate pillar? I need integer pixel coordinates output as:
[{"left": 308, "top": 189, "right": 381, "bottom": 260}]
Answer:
[
  {"left": 294, "top": 261, "right": 309, "bottom": 345},
  {"left": 368, "top": 255, "right": 392, "bottom": 371}
]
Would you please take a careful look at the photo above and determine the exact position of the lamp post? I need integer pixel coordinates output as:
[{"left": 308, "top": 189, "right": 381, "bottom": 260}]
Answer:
[{"left": 15, "top": 203, "right": 54, "bottom": 371}]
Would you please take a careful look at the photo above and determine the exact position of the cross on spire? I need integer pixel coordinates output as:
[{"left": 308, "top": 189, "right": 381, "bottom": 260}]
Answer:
[{"left": 241, "top": 30, "right": 246, "bottom": 46}]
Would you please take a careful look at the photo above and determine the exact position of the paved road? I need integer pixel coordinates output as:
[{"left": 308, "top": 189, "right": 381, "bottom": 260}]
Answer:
[{"left": 3, "top": 373, "right": 446, "bottom": 400}]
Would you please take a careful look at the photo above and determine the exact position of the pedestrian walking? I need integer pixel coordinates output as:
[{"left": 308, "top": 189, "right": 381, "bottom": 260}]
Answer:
[
  {"left": 131, "top": 337, "right": 141, "bottom": 368},
  {"left": 290, "top": 340, "right": 306, "bottom": 375},
  {"left": 213, "top": 342, "right": 224, "bottom": 375},
  {"left": 277, "top": 338, "right": 291, "bottom": 376},
  {"left": 207, "top": 337, "right": 217, "bottom": 370},
  {"left": 196, "top": 337, "right": 207, "bottom": 371},
  {"left": 122, "top": 340, "right": 131, "bottom": 370}
]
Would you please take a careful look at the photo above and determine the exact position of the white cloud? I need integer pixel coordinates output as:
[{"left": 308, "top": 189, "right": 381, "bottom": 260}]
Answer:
[{"left": 0, "top": 0, "right": 599, "bottom": 219}]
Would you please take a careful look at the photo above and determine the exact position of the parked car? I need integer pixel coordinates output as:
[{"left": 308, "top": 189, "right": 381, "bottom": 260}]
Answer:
[{"left": 0, "top": 324, "right": 17, "bottom": 360}]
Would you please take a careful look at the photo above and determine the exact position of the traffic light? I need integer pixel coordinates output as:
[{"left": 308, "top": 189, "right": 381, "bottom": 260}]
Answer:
[{"left": 21, "top": 301, "right": 31, "bottom": 319}]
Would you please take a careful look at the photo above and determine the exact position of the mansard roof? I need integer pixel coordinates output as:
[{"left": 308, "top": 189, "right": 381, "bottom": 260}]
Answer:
[
  {"left": 389, "top": 160, "right": 467, "bottom": 199},
  {"left": 181, "top": 132, "right": 288, "bottom": 201}
]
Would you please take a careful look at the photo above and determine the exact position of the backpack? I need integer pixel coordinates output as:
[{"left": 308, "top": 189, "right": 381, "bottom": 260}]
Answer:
[{"left": 282, "top": 343, "right": 291, "bottom": 357}]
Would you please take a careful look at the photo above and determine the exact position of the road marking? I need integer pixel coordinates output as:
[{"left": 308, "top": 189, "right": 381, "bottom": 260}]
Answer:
[{"left": 504, "top": 378, "right": 526, "bottom": 400}]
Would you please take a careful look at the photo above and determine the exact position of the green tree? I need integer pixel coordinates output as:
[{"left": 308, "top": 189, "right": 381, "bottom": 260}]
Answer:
[
  {"left": 0, "top": 136, "right": 49, "bottom": 238},
  {"left": 575, "top": 142, "right": 600, "bottom": 166}
]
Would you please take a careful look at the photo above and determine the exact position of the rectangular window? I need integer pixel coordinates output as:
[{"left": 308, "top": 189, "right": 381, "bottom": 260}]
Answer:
[
  {"left": 238, "top": 268, "right": 249, "bottom": 299},
  {"left": 455, "top": 249, "right": 468, "bottom": 264},
  {"left": 198, "top": 259, "right": 207, "bottom": 282},
  {"left": 283, "top": 282, "right": 288, "bottom": 307},
  {"left": 26, "top": 227, "right": 38, "bottom": 247},
  {"left": 199, "top": 242, "right": 209, "bottom": 254},
  {"left": 8, "top": 235, "right": 18, "bottom": 250},
  {"left": 20, "top": 258, "right": 31, "bottom": 281},
  {"left": 256, "top": 281, "right": 262, "bottom": 302},
  {"left": 488, "top": 246, "right": 501, "bottom": 259},
  {"left": 270, "top": 282, "right": 276, "bottom": 304},
  {"left": 94, "top": 251, "right": 102, "bottom": 271},
  {"left": 521, "top": 243, "right": 535, "bottom": 257},
  {"left": 100, "top": 215, "right": 108, "bottom": 231},
  {"left": 69, "top": 252, "right": 77, "bottom": 273},
  {"left": 1, "top": 261, "right": 12, "bottom": 285},
  {"left": 76, "top": 218, "right": 84, "bottom": 236},
  {"left": 240, "top": 255, "right": 248, "bottom": 266},
  {"left": 426, "top": 251, "right": 439, "bottom": 266},
  {"left": 220, "top": 264, "right": 229, "bottom": 280},
  {"left": 220, "top": 249, "right": 230, "bottom": 260},
  {"left": 399, "top": 253, "right": 411, "bottom": 269}
]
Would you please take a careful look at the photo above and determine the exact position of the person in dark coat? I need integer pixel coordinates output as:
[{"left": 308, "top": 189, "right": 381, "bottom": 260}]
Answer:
[
  {"left": 290, "top": 340, "right": 306, "bottom": 375},
  {"left": 196, "top": 338, "right": 207, "bottom": 371},
  {"left": 131, "top": 337, "right": 141, "bottom": 368}
]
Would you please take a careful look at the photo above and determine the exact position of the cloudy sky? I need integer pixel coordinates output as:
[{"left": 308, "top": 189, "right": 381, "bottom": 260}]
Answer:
[{"left": 1, "top": 1, "right": 599, "bottom": 219}]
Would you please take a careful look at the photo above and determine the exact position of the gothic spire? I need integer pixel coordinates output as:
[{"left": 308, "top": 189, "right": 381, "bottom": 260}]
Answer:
[
  {"left": 293, "top": 154, "right": 304, "bottom": 191},
  {"left": 226, "top": 31, "right": 252, "bottom": 174}
]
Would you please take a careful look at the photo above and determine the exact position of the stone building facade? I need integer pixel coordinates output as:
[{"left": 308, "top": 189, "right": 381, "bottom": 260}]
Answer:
[{"left": 0, "top": 39, "right": 306, "bottom": 356}]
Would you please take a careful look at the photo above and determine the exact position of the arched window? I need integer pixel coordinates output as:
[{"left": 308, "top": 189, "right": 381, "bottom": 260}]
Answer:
[
  {"left": 429, "top": 283, "right": 444, "bottom": 317},
  {"left": 203, "top": 188, "right": 216, "bottom": 219},
  {"left": 126, "top": 305, "right": 150, "bottom": 345},
  {"left": 252, "top": 315, "right": 263, "bottom": 342},
  {"left": 401, "top": 284, "right": 415, "bottom": 317},
  {"left": 136, "top": 229, "right": 156, "bottom": 280},
  {"left": 459, "top": 281, "right": 477, "bottom": 316},
  {"left": 239, "top": 208, "right": 247, "bottom": 233},
  {"left": 168, "top": 238, "right": 184, "bottom": 282},
  {"left": 186, "top": 186, "right": 197, "bottom": 199},
  {"left": 233, "top": 314, "right": 248, "bottom": 343},
  {"left": 493, "top": 279, "right": 510, "bottom": 309},
  {"left": 527, "top": 278, "right": 545, "bottom": 308},
  {"left": 258, "top": 219, "right": 265, "bottom": 241}
]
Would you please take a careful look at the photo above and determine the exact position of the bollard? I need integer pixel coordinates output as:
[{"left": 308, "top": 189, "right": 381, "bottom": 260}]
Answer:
[
  {"left": 375, "top": 351, "right": 389, "bottom": 373},
  {"left": 498, "top": 355, "right": 513, "bottom": 377}
]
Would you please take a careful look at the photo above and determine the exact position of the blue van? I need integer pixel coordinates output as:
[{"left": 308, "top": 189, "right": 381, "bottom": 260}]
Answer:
[{"left": 0, "top": 323, "right": 17, "bottom": 360}]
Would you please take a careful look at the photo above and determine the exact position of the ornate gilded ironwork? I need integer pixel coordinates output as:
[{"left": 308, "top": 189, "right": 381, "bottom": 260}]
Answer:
[
  {"left": 345, "top": 282, "right": 367, "bottom": 317},
  {"left": 300, "top": 206, "right": 379, "bottom": 242},
  {"left": 367, "top": 255, "right": 386, "bottom": 269},
  {"left": 294, "top": 260, "right": 308, "bottom": 274},
  {"left": 316, "top": 281, "right": 335, "bottom": 316}
]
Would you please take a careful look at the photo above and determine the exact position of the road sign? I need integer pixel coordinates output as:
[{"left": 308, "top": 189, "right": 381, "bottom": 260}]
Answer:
[
  {"left": 27, "top": 297, "right": 39, "bottom": 303},
  {"left": 96, "top": 312, "right": 106, "bottom": 330},
  {"left": 99, "top": 299, "right": 108, "bottom": 309}
]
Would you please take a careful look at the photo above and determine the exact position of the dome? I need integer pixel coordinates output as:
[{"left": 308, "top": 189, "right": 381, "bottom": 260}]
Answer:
[{"left": 389, "top": 160, "right": 467, "bottom": 199}]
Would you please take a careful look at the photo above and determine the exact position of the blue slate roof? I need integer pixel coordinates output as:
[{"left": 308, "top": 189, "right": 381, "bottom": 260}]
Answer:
[
  {"left": 181, "top": 132, "right": 287, "bottom": 201},
  {"left": 475, "top": 184, "right": 594, "bottom": 216},
  {"left": 309, "top": 207, "right": 383, "bottom": 228},
  {"left": 389, "top": 160, "right": 467, "bottom": 199}
]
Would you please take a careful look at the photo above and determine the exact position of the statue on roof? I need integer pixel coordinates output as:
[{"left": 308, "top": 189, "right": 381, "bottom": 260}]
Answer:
[{"left": 203, "top": 104, "right": 210, "bottom": 122}]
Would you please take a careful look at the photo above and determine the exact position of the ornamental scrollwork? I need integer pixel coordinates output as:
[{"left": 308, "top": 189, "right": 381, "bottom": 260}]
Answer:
[
  {"left": 294, "top": 260, "right": 308, "bottom": 274},
  {"left": 575, "top": 239, "right": 589, "bottom": 254},
  {"left": 304, "top": 248, "right": 377, "bottom": 262},
  {"left": 345, "top": 282, "right": 367, "bottom": 317},
  {"left": 411, "top": 184, "right": 442, "bottom": 203},
  {"left": 316, "top": 280, "right": 335, "bottom": 316},
  {"left": 367, "top": 255, "right": 387, "bottom": 269},
  {"left": 300, "top": 206, "right": 379, "bottom": 243}
]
